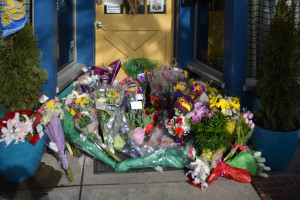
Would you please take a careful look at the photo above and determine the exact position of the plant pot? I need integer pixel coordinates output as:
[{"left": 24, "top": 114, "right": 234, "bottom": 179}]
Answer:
[
  {"left": 0, "top": 110, "right": 45, "bottom": 183},
  {"left": 0, "top": 134, "right": 45, "bottom": 183},
  {"left": 251, "top": 125, "right": 300, "bottom": 171}
]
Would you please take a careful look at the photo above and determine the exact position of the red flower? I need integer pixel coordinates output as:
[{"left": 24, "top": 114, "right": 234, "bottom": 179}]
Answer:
[
  {"left": 29, "top": 134, "right": 40, "bottom": 145},
  {"left": 176, "top": 117, "right": 183, "bottom": 125},
  {"left": 167, "top": 119, "right": 173, "bottom": 126},
  {"left": 175, "top": 127, "right": 184, "bottom": 136}
]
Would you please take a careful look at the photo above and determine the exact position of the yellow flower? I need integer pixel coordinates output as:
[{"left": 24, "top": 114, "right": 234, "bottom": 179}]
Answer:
[
  {"left": 230, "top": 97, "right": 240, "bottom": 111},
  {"left": 230, "top": 101, "right": 240, "bottom": 111},
  {"left": 209, "top": 95, "right": 219, "bottom": 108},
  {"left": 71, "top": 109, "right": 76, "bottom": 116},
  {"left": 80, "top": 99, "right": 89, "bottom": 105},
  {"left": 46, "top": 101, "right": 57, "bottom": 109},
  {"left": 226, "top": 120, "right": 236, "bottom": 134},
  {"left": 202, "top": 149, "right": 213, "bottom": 161},
  {"left": 75, "top": 99, "right": 82, "bottom": 104},
  {"left": 184, "top": 70, "right": 189, "bottom": 77},
  {"left": 2, "top": 19, "right": 9, "bottom": 26},
  {"left": 9, "top": 8, "right": 17, "bottom": 15},
  {"left": 206, "top": 86, "right": 219, "bottom": 94},
  {"left": 174, "top": 83, "right": 186, "bottom": 91},
  {"left": 217, "top": 99, "right": 230, "bottom": 110}
]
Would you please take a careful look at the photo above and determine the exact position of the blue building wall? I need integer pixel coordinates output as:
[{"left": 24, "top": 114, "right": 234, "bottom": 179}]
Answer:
[{"left": 34, "top": 0, "right": 94, "bottom": 99}]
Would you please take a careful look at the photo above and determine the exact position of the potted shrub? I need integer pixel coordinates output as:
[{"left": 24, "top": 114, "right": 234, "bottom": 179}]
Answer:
[
  {"left": 252, "top": 0, "right": 300, "bottom": 170},
  {"left": 0, "top": 1, "right": 48, "bottom": 182}
]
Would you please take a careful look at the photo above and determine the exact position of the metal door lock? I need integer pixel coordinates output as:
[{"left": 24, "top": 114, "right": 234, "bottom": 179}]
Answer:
[
  {"left": 96, "top": 22, "right": 103, "bottom": 28},
  {"left": 96, "top": 0, "right": 102, "bottom": 5}
]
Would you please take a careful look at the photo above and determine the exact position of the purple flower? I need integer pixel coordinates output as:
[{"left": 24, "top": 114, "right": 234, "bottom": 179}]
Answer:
[
  {"left": 138, "top": 75, "right": 146, "bottom": 82},
  {"left": 139, "top": 86, "right": 143, "bottom": 92}
]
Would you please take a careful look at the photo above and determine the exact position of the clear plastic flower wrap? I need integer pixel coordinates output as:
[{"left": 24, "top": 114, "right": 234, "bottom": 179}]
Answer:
[
  {"left": 61, "top": 108, "right": 117, "bottom": 168},
  {"left": 72, "top": 72, "right": 100, "bottom": 94},
  {"left": 94, "top": 84, "right": 125, "bottom": 158},
  {"left": 147, "top": 65, "right": 185, "bottom": 109}
]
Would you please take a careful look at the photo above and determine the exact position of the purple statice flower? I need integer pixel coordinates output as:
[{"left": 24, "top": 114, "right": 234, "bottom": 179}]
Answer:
[{"left": 139, "top": 86, "right": 143, "bottom": 92}]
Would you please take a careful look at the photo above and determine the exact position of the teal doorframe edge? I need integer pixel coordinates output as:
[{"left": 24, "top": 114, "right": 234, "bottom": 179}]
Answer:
[
  {"left": 34, "top": 0, "right": 57, "bottom": 99},
  {"left": 223, "top": 0, "right": 248, "bottom": 104},
  {"left": 34, "top": 0, "right": 95, "bottom": 99}
]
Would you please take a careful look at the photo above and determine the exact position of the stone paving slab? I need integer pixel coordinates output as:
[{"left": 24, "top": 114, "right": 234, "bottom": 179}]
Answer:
[
  {"left": 81, "top": 181, "right": 260, "bottom": 200},
  {"left": 0, "top": 186, "right": 81, "bottom": 200}
]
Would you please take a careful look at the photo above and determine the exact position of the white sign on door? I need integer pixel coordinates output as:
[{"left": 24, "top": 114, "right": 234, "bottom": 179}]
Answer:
[{"left": 105, "top": 0, "right": 122, "bottom": 14}]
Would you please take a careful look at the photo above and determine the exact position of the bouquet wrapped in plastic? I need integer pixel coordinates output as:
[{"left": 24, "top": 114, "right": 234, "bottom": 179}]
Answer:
[
  {"left": 61, "top": 108, "right": 117, "bottom": 168},
  {"left": 91, "top": 59, "right": 121, "bottom": 85},
  {"left": 147, "top": 65, "right": 185, "bottom": 108},
  {"left": 123, "top": 58, "right": 158, "bottom": 78}
]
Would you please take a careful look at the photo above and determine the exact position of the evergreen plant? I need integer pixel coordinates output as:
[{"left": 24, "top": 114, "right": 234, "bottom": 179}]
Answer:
[
  {"left": 255, "top": 0, "right": 300, "bottom": 132},
  {"left": 0, "top": 23, "right": 48, "bottom": 111}
]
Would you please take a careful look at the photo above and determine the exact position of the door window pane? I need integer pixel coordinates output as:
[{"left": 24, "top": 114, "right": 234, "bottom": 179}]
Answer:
[
  {"left": 196, "top": 0, "right": 224, "bottom": 72},
  {"left": 57, "top": 0, "right": 75, "bottom": 70}
]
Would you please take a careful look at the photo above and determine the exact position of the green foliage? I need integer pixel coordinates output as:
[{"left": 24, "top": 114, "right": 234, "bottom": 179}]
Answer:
[
  {"left": 255, "top": 0, "right": 300, "bottom": 132},
  {"left": 126, "top": 109, "right": 154, "bottom": 129},
  {"left": 0, "top": 23, "right": 48, "bottom": 112},
  {"left": 191, "top": 112, "right": 230, "bottom": 152}
]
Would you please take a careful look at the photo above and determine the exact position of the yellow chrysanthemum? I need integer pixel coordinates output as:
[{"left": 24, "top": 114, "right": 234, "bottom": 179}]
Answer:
[
  {"left": 46, "top": 101, "right": 57, "bottom": 109},
  {"left": 80, "top": 99, "right": 89, "bottom": 105},
  {"left": 70, "top": 109, "right": 76, "bottom": 116},
  {"left": 226, "top": 120, "right": 236, "bottom": 134},
  {"left": 75, "top": 99, "right": 82, "bottom": 104},
  {"left": 202, "top": 149, "right": 213, "bottom": 161},
  {"left": 174, "top": 83, "right": 186, "bottom": 91}
]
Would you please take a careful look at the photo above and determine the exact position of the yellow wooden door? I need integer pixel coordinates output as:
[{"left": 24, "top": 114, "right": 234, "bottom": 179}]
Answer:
[{"left": 95, "top": 1, "right": 174, "bottom": 77}]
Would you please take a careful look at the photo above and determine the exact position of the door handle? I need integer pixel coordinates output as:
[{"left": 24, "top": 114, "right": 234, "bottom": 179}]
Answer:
[
  {"left": 96, "top": 22, "right": 107, "bottom": 31},
  {"left": 96, "top": 0, "right": 102, "bottom": 5}
]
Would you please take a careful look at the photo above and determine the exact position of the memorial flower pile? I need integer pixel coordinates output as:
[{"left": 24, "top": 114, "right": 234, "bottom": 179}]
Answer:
[{"left": 23, "top": 58, "right": 270, "bottom": 187}]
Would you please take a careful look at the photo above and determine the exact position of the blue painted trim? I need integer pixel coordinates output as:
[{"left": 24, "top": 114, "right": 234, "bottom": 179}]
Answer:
[
  {"left": 223, "top": 0, "right": 248, "bottom": 104},
  {"left": 177, "top": 0, "right": 195, "bottom": 68},
  {"left": 34, "top": 0, "right": 57, "bottom": 99},
  {"left": 76, "top": 0, "right": 94, "bottom": 67}
]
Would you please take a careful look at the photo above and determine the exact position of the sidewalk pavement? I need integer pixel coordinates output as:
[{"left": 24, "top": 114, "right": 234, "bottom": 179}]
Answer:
[
  {"left": 1, "top": 142, "right": 299, "bottom": 200},
  {"left": 0, "top": 151, "right": 260, "bottom": 200}
]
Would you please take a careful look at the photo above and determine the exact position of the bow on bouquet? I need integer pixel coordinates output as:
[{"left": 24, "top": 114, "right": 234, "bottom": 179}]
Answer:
[{"left": 39, "top": 99, "right": 73, "bottom": 182}]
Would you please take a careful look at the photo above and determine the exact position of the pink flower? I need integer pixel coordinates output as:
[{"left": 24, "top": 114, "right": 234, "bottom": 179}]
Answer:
[
  {"left": 245, "top": 118, "right": 249, "bottom": 124},
  {"left": 251, "top": 123, "right": 255, "bottom": 129},
  {"left": 243, "top": 113, "right": 248, "bottom": 119},
  {"left": 249, "top": 113, "right": 254, "bottom": 119}
]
